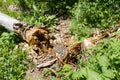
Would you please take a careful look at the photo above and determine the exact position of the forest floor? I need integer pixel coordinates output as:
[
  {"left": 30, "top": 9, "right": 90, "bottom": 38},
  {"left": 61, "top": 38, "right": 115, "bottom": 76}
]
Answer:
[
  {"left": 25, "top": 18, "right": 74, "bottom": 80},
  {"left": 18, "top": 17, "right": 120, "bottom": 80},
  {"left": 0, "top": 1, "right": 120, "bottom": 80}
]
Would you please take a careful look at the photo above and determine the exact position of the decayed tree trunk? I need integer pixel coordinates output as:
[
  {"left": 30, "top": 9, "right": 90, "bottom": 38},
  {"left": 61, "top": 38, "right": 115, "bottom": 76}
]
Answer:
[
  {"left": 0, "top": 11, "right": 53, "bottom": 49},
  {"left": 0, "top": 11, "right": 57, "bottom": 68},
  {"left": 0, "top": 11, "right": 20, "bottom": 32}
]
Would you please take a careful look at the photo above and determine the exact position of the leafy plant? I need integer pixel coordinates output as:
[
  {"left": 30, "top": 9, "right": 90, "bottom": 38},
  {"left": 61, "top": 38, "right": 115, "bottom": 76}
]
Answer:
[
  {"left": 44, "top": 69, "right": 52, "bottom": 77},
  {"left": 47, "top": 0, "right": 78, "bottom": 14},
  {"left": 0, "top": 32, "right": 28, "bottom": 80},
  {"left": 16, "top": 0, "right": 56, "bottom": 27},
  {"left": 0, "top": 0, "right": 56, "bottom": 27},
  {"left": 70, "top": 0, "right": 120, "bottom": 40},
  {"left": 0, "top": 0, "right": 22, "bottom": 18},
  {"left": 78, "top": 38, "right": 120, "bottom": 80},
  {"left": 15, "top": 0, "right": 77, "bottom": 27},
  {"left": 50, "top": 36, "right": 120, "bottom": 80},
  {"left": 0, "top": 26, "right": 8, "bottom": 35}
]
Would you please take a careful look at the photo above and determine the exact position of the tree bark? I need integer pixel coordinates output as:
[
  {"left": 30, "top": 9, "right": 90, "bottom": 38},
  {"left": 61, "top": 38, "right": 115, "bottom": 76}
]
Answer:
[
  {"left": 0, "top": 11, "right": 20, "bottom": 32},
  {"left": 0, "top": 11, "right": 52, "bottom": 48}
]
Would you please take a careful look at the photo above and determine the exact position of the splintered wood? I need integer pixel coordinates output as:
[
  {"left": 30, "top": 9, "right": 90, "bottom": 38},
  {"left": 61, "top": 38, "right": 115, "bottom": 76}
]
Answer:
[
  {"left": 13, "top": 22, "right": 120, "bottom": 69},
  {"left": 61, "top": 24, "right": 120, "bottom": 64},
  {"left": 13, "top": 23, "right": 56, "bottom": 69},
  {"left": 13, "top": 23, "right": 54, "bottom": 52}
]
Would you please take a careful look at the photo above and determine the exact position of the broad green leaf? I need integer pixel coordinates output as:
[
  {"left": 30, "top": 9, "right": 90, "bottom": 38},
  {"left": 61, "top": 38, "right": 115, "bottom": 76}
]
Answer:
[
  {"left": 71, "top": 70, "right": 82, "bottom": 79},
  {"left": 102, "top": 69, "right": 115, "bottom": 79},
  {"left": 87, "top": 68, "right": 103, "bottom": 80},
  {"left": 71, "top": 67, "right": 87, "bottom": 80},
  {"left": 98, "top": 55, "right": 110, "bottom": 67}
]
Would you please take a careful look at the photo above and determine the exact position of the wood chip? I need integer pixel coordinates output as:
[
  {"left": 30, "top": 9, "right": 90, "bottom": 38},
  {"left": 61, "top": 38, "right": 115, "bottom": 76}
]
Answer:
[{"left": 37, "top": 59, "right": 57, "bottom": 69}]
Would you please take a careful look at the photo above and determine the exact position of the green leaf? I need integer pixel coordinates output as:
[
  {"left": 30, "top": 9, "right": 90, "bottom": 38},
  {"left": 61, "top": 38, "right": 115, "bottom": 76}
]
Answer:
[
  {"left": 87, "top": 68, "right": 103, "bottom": 80},
  {"left": 71, "top": 70, "right": 82, "bottom": 79},
  {"left": 33, "top": 4, "right": 39, "bottom": 13},
  {"left": 98, "top": 55, "right": 110, "bottom": 67},
  {"left": 62, "top": 64, "right": 73, "bottom": 72},
  {"left": 102, "top": 69, "right": 115, "bottom": 79}
]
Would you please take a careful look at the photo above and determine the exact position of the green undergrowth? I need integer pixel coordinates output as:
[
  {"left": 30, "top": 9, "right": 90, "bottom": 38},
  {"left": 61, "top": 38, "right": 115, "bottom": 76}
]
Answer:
[
  {"left": 45, "top": 31, "right": 120, "bottom": 80},
  {"left": 0, "top": 0, "right": 77, "bottom": 27},
  {"left": 0, "top": 0, "right": 21, "bottom": 18},
  {"left": 0, "top": 32, "right": 28, "bottom": 80},
  {"left": 70, "top": 0, "right": 120, "bottom": 40},
  {"left": 0, "top": 0, "right": 56, "bottom": 27},
  {"left": 1, "top": 0, "right": 120, "bottom": 80},
  {"left": 0, "top": 0, "right": 77, "bottom": 79}
]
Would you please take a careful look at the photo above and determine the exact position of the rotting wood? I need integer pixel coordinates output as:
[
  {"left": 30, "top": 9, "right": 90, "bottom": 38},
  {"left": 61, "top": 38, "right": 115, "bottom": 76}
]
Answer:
[
  {"left": 61, "top": 23, "right": 120, "bottom": 63},
  {"left": 1, "top": 11, "right": 120, "bottom": 70},
  {"left": 37, "top": 59, "right": 57, "bottom": 70},
  {"left": 0, "top": 12, "right": 56, "bottom": 68},
  {"left": 0, "top": 12, "right": 54, "bottom": 51}
]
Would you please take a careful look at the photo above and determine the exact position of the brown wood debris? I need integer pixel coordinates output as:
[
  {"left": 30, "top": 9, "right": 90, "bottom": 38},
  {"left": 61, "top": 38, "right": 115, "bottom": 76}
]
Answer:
[
  {"left": 37, "top": 59, "right": 57, "bottom": 70},
  {"left": 60, "top": 23, "right": 120, "bottom": 64},
  {"left": 13, "top": 22, "right": 120, "bottom": 69},
  {"left": 13, "top": 23, "right": 54, "bottom": 53}
]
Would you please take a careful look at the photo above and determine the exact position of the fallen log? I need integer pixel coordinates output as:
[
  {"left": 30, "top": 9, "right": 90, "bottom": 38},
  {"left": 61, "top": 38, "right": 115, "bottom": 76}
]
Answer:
[
  {"left": 0, "top": 11, "right": 20, "bottom": 32},
  {"left": 0, "top": 11, "right": 53, "bottom": 47},
  {"left": 62, "top": 23, "right": 120, "bottom": 63},
  {"left": 1, "top": 11, "right": 120, "bottom": 67}
]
